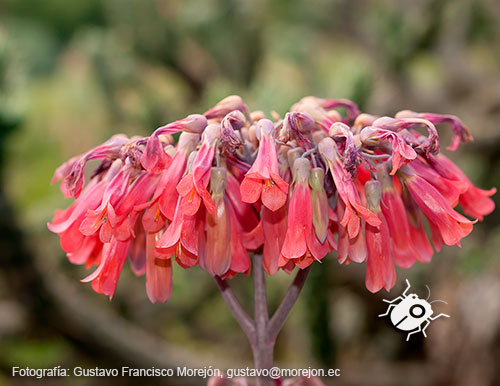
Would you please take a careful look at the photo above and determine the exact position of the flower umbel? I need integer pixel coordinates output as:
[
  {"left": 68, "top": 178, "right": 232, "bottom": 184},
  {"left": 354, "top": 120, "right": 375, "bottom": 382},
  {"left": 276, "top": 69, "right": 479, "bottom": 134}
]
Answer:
[{"left": 49, "top": 95, "right": 495, "bottom": 299}]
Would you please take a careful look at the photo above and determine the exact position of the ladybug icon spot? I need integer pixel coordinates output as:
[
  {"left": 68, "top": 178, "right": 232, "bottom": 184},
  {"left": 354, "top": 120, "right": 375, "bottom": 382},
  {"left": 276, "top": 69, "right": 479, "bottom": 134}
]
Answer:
[{"left": 409, "top": 304, "right": 425, "bottom": 318}]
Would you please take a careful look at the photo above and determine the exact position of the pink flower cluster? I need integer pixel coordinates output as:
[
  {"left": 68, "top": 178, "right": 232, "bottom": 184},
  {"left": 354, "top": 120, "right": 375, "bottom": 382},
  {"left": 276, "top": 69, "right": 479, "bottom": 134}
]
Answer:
[{"left": 49, "top": 95, "right": 495, "bottom": 300}]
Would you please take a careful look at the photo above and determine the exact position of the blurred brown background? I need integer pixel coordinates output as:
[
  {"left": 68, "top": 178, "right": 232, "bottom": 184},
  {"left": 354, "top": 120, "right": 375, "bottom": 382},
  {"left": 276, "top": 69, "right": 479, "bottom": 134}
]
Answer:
[{"left": 0, "top": 0, "right": 499, "bottom": 385}]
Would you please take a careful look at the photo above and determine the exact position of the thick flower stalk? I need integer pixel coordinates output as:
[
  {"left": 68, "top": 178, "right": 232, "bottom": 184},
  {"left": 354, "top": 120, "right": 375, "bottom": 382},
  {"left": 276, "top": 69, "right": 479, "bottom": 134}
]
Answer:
[{"left": 49, "top": 94, "right": 494, "bottom": 383}]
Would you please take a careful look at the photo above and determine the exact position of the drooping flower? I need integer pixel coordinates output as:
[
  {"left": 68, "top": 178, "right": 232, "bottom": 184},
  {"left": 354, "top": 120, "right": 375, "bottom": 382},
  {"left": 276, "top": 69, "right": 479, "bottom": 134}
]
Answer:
[
  {"left": 427, "top": 154, "right": 496, "bottom": 220},
  {"left": 364, "top": 181, "right": 396, "bottom": 293},
  {"left": 377, "top": 164, "right": 418, "bottom": 268},
  {"left": 400, "top": 165, "right": 476, "bottom": 247},
  {"left": 199, "top": 168, "right": 232, "bottom": 276},
  {"left": 176, "top": 124, "right": 220, "bottom": 216},
  {"left": 318, "top": 137, "right": 381, "bottom": 239},
  {"left": 280, "top": 158, "right": 333, "bottom": 270},
  {"left": 145, "top": 232, "right": 173, "bottom": 303},
  {"left": 395, "top": 110, "right": 473, "bottom": 151},
  {"left": 81, "top": 236, "right": 131, "bottom": 299},
  {"left": 240, "top": 119, "right": 289, "bottom": 211}
]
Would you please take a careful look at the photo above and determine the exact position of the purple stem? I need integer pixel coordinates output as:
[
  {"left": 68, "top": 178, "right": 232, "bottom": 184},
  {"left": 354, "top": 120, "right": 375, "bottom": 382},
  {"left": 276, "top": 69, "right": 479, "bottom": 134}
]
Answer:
[
  {"left": 252, "top": 254, "right": 274, "bottom": 386},
  {"left": 268, "top": 266, "right": 311, "bottom": 343},
  {"left": 214, "top": 276, "right": 255, "bottom": 343},
  {"left": 214, "top": 258, "right": 312, "bottom": 386}
]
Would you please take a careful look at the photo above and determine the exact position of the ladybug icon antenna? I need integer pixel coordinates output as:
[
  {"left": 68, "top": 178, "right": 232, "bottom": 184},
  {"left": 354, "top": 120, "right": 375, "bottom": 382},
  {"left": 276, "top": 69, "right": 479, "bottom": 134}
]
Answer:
[
  {"left": 429, "top": 299, "right": 448, "bottom": 305},
  {"left": 425, "top": 285, "right": 431, "bottom": 301}
]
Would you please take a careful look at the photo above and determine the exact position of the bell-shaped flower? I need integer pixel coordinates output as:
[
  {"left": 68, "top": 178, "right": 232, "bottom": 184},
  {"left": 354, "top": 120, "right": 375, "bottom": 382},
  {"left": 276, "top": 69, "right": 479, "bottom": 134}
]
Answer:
[
  {"left": 291, "top": 96, "right": 339, "bottom": 132},
  {"left": 176, "top": 124, "right": 220, "bottom": 216},
  {"left": 81, "top": 237, "right": 131, "bottom": 299},
  {"left": 336, "top": 199, "right": 368, "bottom": 264},
  {"left": 240, "top": 119, "right": 289, "bottom": 211},
  {"left": 280, "top": 158, "right": 333, "bottom": 270},
  {"left": 79, "top": 160, "right": 132, "bottom": 241},
  {"left": 198, "top": 168, "right": 232, "bottom": 276},
  {"left": 364, "top": 181, "right": 396, "bottom": 293},
  {"left": 408, "top": 158, "right": 463, "bottom": 207},
  {"left": 155, "top": 196, "right": 200, "bottom": 269},
  {"left": 309, "top": 168, "right": 329, "bottom": 243},
  {"left": 427, "top": 154, "right": 496, "bottom": 220},
  {"left": 319, "top": 137, "right": 381, "bottom": 239},
  {"left": 52, "top": 135, "right": 129, "bottom": 198},
  {"left": 145, "top": 232, "right": 172, "bottom": 303},
  {"left": 137, "top": 132, "right": 199, "bottom": 222},
  {"left": 377, "top": 165, "right": 417, "bottom": 268},
  {"left": 278, "top": 112, "right": 314, "bottom": 148},
  {"left": 48, "top": 178, "right": 107, "bottom": 254},
  {"left": 400, "top": 165, "right": 476, "bottom": 246}
]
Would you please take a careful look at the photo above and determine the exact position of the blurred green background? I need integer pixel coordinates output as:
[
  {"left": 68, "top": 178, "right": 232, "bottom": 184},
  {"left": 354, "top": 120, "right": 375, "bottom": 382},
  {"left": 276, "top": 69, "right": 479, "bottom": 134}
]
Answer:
[{"left": 1, "top": 0, "right": 500, "bottom": 385}]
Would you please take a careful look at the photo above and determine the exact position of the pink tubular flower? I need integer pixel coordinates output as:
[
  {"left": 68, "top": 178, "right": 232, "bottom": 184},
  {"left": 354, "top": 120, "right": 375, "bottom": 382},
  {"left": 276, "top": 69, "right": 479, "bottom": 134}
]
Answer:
[
  {"left": 280, "top": 158, "right": 333, "bottom": 270},
  {"left": 377, "top": 165, "right": 417, "bottom": 268},
  {"left": 199, "top": 168, "right": 232, "bottom": 276},
  {"left": 52, "top": 135, "right": 129, "bottom": 198},
  {"left": 176, "top": 124, "right": 220, "bottom": 216},
  {"left": 81, "top": 237, "right": 131, "bottom": 299},
  {"left": 155, "top": 196, "right": 199, "bottom": 268},
  {"left": 427, "top": 154, "right": 496, "bottom": 220},
  {"left": 336, "top": 199, "right": 367, "bottom": 264},
  {"left": 48, "top": 178, "right": 107, "bottom": 253},
  {"left": 145, "top": 232, "right": 173, "bottom": 303},
  {"left": 318, "top": 137, "right": 381, "bottom": 239},
  {"left": 364, "top": 181, "right": 396, "bottom": 293},
  {"left": 262, "top": 205, "right": 288, "bottom": 275},
  {"left": 240, "top": 119, "right": 289, "bottom": 212},
  {"left": 78, "top": 160, "right": 132, "bottom": 238},
  {"left": 137, "top": 132, "right": 199, "bottom": 221},
  {"left": 400, "top": 165, "right": 476, "bottom": 246}
]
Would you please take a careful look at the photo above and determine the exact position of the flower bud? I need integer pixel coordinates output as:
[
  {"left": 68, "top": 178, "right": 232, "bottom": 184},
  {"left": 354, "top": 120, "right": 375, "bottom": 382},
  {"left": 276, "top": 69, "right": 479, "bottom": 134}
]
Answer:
[
  {"left": 310, "top": 168, "right": 329, "bottom": 243},
  {"left": 291, "top": 157, "right": 310, "bottom": 185},
  {"left": 202, "top": 167, "right": 231, "bottom": 276},
  {"left": 256, "top": 119, "right": 275, "bottom": 140},
  {"left": 287, "top": 148, "right": 304, "bottom": 169},
  {"left": 202, "top": 123, "right": 222, "bottom": 145}
]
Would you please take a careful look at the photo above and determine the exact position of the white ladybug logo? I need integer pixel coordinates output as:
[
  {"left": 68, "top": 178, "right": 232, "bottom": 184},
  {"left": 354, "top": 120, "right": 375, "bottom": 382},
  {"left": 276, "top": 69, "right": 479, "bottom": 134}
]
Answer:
[{"left": 379, "top": 279, "right": 450, "bottom": 341}]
